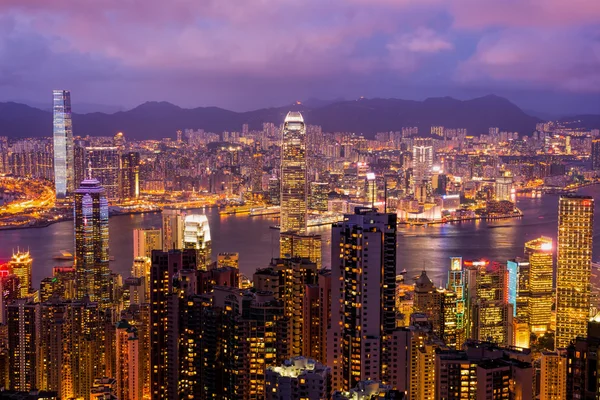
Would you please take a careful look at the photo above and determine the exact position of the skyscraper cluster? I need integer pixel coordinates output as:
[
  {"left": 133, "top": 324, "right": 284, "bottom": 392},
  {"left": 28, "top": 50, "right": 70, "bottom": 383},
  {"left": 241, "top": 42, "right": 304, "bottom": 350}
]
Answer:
[{"left": 1, "top": 104, "right": 598, "bottom": 400}]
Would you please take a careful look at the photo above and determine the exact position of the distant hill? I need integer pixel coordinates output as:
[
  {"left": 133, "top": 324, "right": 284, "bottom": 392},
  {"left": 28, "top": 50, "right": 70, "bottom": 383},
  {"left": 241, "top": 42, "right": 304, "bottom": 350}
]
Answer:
[{"left": 0, "top": 95, "right": 597, "bottom": 140}]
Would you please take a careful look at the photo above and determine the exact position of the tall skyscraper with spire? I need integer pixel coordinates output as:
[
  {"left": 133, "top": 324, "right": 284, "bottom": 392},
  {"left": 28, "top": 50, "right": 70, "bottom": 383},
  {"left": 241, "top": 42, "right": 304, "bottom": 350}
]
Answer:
[
  {"left": 53, "top": 90, "right": 74, "bottom": 198},
  {"left": 555, "top": 195, "right": 594, "bottom": 349},
  {"left": 74, "top": 165, "right": 111, "bottom": 306},
  {"left": 280, "top": 111, "right": 307, "bottom": 235}
]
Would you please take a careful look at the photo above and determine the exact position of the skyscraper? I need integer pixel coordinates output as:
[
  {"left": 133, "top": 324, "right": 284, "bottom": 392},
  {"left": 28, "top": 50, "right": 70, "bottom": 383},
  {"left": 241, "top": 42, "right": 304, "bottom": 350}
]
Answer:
[
  {"left": 74, "top": 173, "right": 111, "bottom": 306},
  {"left": 53, "top": 90, "right": 74, "bottom": 198},
  {"left": 8, "top": 250, "right": 32, "bottom": 298},
  {"left": 328, "top": 208, "right": 397, "bottom": 391},
  {"left": 412, "top": 138, "right": 433, "bottom": 194},
  {"left": 162, "top": 209, "right": 184, "bottom": 251},
  {"left": 524, "top": 237, "right": 553, "bottom": 333},
  {"left": 7, "top": 299, "right": 39, "bottom": 392},
  {"left": 121, "top": 152, "right": 140, "bottom": 199},
  {"left": 183, "top": 214, "right": 212, "bottom": 269},
  {"left": 592, "top": 139, "right": 600, "bottom": 170},
  {"left": 556, "top": 195, "right": 594, "bottom": 349},
  {"left": 133, "top": 228, "right": 162, "bottom": 259},
  {"left": 85, "top": 146, "right": 121, "bottom": 201},
  {"left": 280, "top": 111, "right": 307, "bottom": 235}
]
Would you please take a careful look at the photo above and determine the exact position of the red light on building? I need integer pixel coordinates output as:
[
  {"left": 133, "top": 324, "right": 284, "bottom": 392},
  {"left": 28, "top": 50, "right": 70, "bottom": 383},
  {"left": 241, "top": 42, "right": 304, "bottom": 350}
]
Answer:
[{"left": 583, "top": 200, "right": 592, "bottom": 207}]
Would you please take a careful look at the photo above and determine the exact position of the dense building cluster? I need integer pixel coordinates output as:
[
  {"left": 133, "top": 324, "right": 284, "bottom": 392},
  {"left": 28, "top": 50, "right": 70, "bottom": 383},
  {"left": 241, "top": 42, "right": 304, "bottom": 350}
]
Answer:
[{"left": 1, "top": 99, "right": 599, "bottom": 399}]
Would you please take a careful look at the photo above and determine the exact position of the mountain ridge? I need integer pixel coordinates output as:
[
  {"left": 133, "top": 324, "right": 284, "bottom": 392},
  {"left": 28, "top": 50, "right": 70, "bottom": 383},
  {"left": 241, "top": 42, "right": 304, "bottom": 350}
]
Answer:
[{"left": 0, "top": 95, "right": 597, "bottom": 140}]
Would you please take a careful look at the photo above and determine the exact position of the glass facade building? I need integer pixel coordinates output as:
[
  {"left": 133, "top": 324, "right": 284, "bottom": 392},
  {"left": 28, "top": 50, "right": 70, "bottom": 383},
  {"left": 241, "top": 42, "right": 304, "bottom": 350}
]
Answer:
[
  {"left": 53, "top": 90, "right": 74, "bottom": 198},
  {"left": 556, "top": 195, "right": 594, "bottom": 349},
  {"left": 280, "top": 112, "right": 307, "bottom": 235}
]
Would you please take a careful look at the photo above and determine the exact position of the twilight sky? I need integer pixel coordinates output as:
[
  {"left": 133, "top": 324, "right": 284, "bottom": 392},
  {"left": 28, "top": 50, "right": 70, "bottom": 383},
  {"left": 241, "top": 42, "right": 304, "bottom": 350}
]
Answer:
[{"left": 1, "top": 0, "right": 599, "bottom": 115}]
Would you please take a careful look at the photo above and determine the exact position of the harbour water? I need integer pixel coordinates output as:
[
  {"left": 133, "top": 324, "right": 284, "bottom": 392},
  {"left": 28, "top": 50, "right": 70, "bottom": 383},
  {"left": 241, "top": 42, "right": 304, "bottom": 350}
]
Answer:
[{"left": 1, "top": 185, "right": 600, "bottom": 288}]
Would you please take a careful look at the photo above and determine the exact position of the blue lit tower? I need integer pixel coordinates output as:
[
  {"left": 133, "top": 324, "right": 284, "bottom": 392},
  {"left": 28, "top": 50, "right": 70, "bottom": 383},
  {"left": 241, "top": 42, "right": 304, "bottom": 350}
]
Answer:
[
  {"left": 74, "top": 166, "right": 111, "bottom": 306},
  {"left": 53, "top": 90, "right": 74, "bottom": 198}
]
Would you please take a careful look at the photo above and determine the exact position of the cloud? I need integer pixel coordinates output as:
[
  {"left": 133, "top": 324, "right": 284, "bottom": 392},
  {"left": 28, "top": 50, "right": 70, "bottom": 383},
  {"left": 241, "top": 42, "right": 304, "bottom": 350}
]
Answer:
[
  {"left": 456, "top": 28, "right": 600, "bottom": 93},
  {"left": 388, "top": 28, "right": 453, "bottom": 53}
]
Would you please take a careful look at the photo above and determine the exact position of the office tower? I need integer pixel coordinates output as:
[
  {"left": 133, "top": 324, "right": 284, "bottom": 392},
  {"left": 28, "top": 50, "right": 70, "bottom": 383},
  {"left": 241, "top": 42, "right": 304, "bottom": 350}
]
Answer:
[
  {"left": 524, "top": 237, "right": 553, "bottom": 333},
  {"left": 8, "top": 250, "right": 32, "bottom": 298},
  {"left": 436, "top": 350, "right": 478, "bottom": 399},
  {"left": 280, "top": 111, "right": 307, "bottom": 235},
  {"left": 53, "top": 89, "right": 74, "bottom": 198},
  {"left": 133, "top": 228, "right": 162, "bottom": 259},
  {"left": 265, "top": 357, "right": 332, "bottom": 400},
  {"left": 0, "top": 272, "right": 20, "bottom": 324},
  {"left": 162, "top": 209, "right": 184, "bottom": 251},
  {"left": 279, "top": 232, "right": 322, "bottom": 268},
  {"left": 470, "top": 262, "right": 513, "bottom": 346},
  {"left": 592, "top": 139, "right": 600, "bottom": 170},
  {"left": 7, "top": 299, "right": 39, "bottom": 392},
  {"left": 309, "top": 182, "right": 329, "bottom": 211},
  {"left": 431, "top": 125, "right": 444, "bottom": 137},
  {"left": 507, "top": 258, "right": 529, "bottom": 321},
  {"left": 150, "top": 249, "right": 197, "bottom": 399},
  {"left": 39, "top": 267, "right": 76, "bottom": 302},
  {"left": 73, "top": 142, "right": 86, "bottom": 189},
  {"left": 447, "top": 257, "right": 467, "bottom": 347},
  {"left": 253, "top": 258, "right": 317, "bottom": 358},
  {"left": 540, "top": 352, "right": 566, "bottom": 400},
  {"left": 495, "top": 171, "right": 513, "bottom": 202},
  {"left": 217, "top": 252, "right": 239, "bottom": 268},
  {"left": 183, "top": 214, "right": 212, "bottom": 269},
  {"left": 74, "top": 174, "right": 111, "bottom": 306},
  {"left": 412, "top": 138, "right": 433, "bottom": 192},
  {"left": 115, "top": 320, "right": 142, "bottom": 400},
  {"left": 85, "top": 146, "right": 121, "bottom": 201},
  {"left": 556, "top": 195, "right": 594, "bottom": 349},
  {"left": 329, "top": 208, "right": 397, "bottom": 391},
  {"left": 365, "top": 172, "right": 376, "bottom": 206},
  {"left": 121, "top": 152, "right": 140, "bottom": 199}
]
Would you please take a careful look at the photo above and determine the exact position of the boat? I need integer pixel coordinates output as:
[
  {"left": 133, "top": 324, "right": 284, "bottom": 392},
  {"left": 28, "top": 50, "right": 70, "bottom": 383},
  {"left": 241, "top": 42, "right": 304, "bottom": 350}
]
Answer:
[
  {"left": 399, "top": 268, "right": 407, "bottom": 274},
  {"left": 53, "top": 250, "right": 73, "bottom": 260}
]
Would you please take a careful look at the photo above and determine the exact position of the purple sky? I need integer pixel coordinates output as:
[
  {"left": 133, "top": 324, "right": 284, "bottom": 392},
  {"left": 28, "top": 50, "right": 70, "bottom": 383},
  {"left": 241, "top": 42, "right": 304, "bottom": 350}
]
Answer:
[{"left": 1, "top": 0, "right": 599, "bottom": 114}]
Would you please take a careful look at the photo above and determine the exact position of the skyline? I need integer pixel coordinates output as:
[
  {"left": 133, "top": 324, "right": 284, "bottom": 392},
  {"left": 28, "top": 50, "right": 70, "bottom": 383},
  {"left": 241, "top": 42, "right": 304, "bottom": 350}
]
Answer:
[{"left": 0, "top": 1, "right": 599, "bottom": 115}]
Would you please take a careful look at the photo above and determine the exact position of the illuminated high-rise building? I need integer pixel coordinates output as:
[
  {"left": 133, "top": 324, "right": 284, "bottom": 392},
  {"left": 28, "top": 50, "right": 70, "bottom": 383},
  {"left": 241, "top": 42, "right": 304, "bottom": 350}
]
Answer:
[
  {"left": 133, "top": 228, "right": 162, "bottom": 259},
  {"left": 495, "top": 171, "right": 514, "bottom": 202},
  {"left": 253, "top": 258, "right": 317, "bottom": 358},
  {"left": 279, "top": 233, "right": 322, "bottom": 268},
  {"left": 150, "top": 249, "right": 197, "bottom": 399},
  {"left": 328, "top": 208, "right": 397, "bottom": 391},
  {"left": 8, "top": 250, "right": 32, "bottom": 298},
  {"left": 470, "top": 262, "right": 513, "bottom": 346},
  {"left": 115, "top": 320, "right": 142, "bottom": 400},
  {"left": 85, "top": 146, "right": 121, "bottom": 201},
  {"left": 162, "top": 209, "right": 184, "bottom": 251},
  {"left": 524, "top": 237, "right": 553, "bottom": 333},
  {"left": 121, "top": 152, "right": 140, "bottom": 199},
  {"left": 431, "top": 125, "right": 444, "bottom": 137},
  {"left": 447, "top": 257, "right": 467, "bottom": 347},
  {"left": 280, "top": 111, "right": 307, "bottom": 235},
  {"left": 592, "top": 139, "right": 600, "bottom": 170},
  {"left": 556, "top": 195, "right": 594, "bottom": 349},
  {"left": 303, "top": 269, "right": 331, "bottom": 364},
  {"left": 540, "top": 351, "right": 566, "bottom": 400},
  {"left": 412, "top": 138, "right": 433, "bottom": 192},
  {"left": 53, "top": 89, "right": 74, "bottom": 198},
  {"left": 309, "top": 182, "right": 329, "bottom": 212},
  {"left": 74, "top": 173, "right": 111, "bottom": 306},
  {"left": 183, "top": 214, "right": 212, "bottom": 269},
  {"left": 7, "top": 299, "right": 38, "bottom": 392}
]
